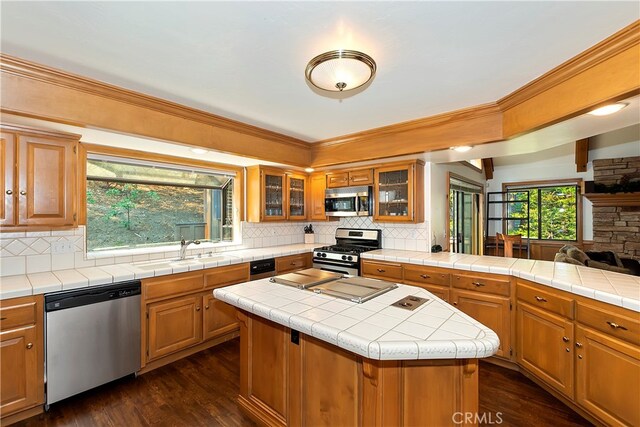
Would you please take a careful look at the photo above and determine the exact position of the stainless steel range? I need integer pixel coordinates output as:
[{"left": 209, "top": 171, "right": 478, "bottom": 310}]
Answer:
[{"left": 313, "top": 228, "right": 382, "bottom": 276}]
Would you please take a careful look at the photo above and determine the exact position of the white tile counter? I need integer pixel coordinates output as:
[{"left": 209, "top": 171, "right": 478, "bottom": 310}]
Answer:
[
  {"left": 214, "top": 279, "right": 500, "bottom": 360},
  {"left": 362, "top": 250, "right": 640, "bottom": 312},
  {"left": 0, "top": 243, "right": 318, "bottom": 300}
]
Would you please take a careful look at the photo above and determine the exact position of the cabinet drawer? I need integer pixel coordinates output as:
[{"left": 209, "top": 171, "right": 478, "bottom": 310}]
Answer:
[
  {"left": 402, "top": 265, "right": 450, "bottom": 287},
  {"left": 576, "top": 302, "right": 639, "bottom": 346},
  {"left": 349, "top": 169, "right": 373, "bottom": 185},
  {"left": 143, "top": 271, "right": 204, "bottom": 301},
  {"left": 517, "top": 281, "right": 573, "bottom": 319},
  {"left": 452, "top": 273, "right": 510, "bottom": 296},
  {"left": 276, "top": 253, "right": 311, "bottom": 274},
  {"left": 326, "top": 172, "right": 350, "bottom": 188},
  {"left": 204, "top": 263, "right": 250, "bottom": 289},
  {"left": 361, "top": 260, "right": 402, "bottom": 281},
  {"left": 0, "top": 297, "right": 37, "bottom": 331}
]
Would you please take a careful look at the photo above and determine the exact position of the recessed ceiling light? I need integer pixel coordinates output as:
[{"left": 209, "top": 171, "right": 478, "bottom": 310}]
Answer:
[
  {"left": 587, "top": 102, "right": 628, "bottom": 116},
  {"left": 450, "top": 146, "right": 472, "bottom": 153},
  {"left": 305, "top": 167, "right": 315, "bottom": 173},
  {"left": 191, "top": 148, "right": 207, "bottom": 154}
]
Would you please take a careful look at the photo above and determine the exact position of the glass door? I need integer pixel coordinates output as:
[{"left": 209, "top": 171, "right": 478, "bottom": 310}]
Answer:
[
  {"left": 374, "top": 165, "right": 413, "bottom": 221},
  {"left": 263, "top": 172, "right": 285, "bottom": 220},
  {"left": 288, "top": 174, "right": 306, "bottom": 220},
  {"left": 449, "top": 176, "right": 483, "bottom": 254}
]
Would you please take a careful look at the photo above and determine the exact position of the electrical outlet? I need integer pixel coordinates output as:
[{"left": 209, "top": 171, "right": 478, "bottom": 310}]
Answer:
[{"left": 51, "top": 241, "right": 74, "bottom": 254}]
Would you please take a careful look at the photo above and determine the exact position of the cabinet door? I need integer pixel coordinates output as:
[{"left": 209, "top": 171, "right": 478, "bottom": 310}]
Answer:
[
  {"left": 1, "top": 132, "right": 15, "bottom": 226},
  {"left": 326, "top": 172, "right": 349, "bottom": 188},
  {"left": 374, "top": 164, "right": 414, "bottom": 222},
  {"left": 276, "top": 253, "right": 311, "bottom": 274},
  {"left": 348, "top": 169, "right": 373, "bottom": 185},
  {"left": 287, "top": 174, "right": 306, "bottom": 220},
  {"left": 0, "top": 326, "right": 39, "bottom": 416},
  {"left": 17, "top": 135, "right": 76, "bottom": 226},
  {"left": 147, "top": 295, "right": 203, "bottom": 361},
  {"left": 203, "top": 293, "right": 238, "bottom": 341},
  {"left": 452, "top": 290, "right": 510, "bottom": 358},
  {"left": 262, "top": 171, "right": 286, "bottom": 221},
  {"left": 517, "top": 302, "right": 574, "bottom": 398},
  {"left": 575, "top": 326, "right": 640, "bottom": 427},
  {"left": 309, "top": 173, "right": 327, "bottom": 221}
]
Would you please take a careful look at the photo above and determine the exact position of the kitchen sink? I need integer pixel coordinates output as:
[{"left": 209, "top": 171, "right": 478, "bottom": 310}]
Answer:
[{"left": 133, "top": 259, "right": 202, "bottom": 270}]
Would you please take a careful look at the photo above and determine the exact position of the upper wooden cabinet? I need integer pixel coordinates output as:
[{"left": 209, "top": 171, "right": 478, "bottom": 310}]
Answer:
[
  {"left": 374, "top": 161, "right": 424, "bottom": 223},
  {"left": 246, "top": 166, "right": 308, "bottom": 222},
  {"left": 309, "top": 172, "right": 327, "bottom": 221},
  {"left": 326, "top": 169, "right": 373, "bottom": 188},
  {"left": 1, "top": 125, "right": 79, "bottom": 229}
]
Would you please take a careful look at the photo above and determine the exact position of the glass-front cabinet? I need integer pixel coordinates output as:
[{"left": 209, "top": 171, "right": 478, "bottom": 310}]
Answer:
[
  {"left": 374, "top": 161, "right": 424, "bottom": 223},
  {"left": 263, "top": 171, "right": 286, "bottom": 221},
  {"left": 287, "top": 174, "right": 306, "bottom": 220}
]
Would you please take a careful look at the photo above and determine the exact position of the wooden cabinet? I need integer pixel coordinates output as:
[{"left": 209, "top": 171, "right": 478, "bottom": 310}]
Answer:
[
  {"left": 452, "top": 271, "right": 510, "bottom": 297},
  {"left": 517, "top": 301, "right": 574, "bottom": 398},
  {"left": 402, "top": 264, "right": 450, "bottom": 301},
  {"left": 452, "top": 289, "right": 511, "bottom": 358},
  {"left": 374, "top": 161, "right": 424, "bottom": 223},
  {"left": 141, "top": 263, "right": 250, "bottom": 371},
  {"left": 575, "top": 325, "right": 640, "bottom": 427},
  {"left": 1, "top": 125, "right": 79, "bottom": 229},
  {"left": 276, "top": 253, "right": 312, "bottom": 274},
  {"left": 361, "top": 259, "right": 403, "bottom": 282},
  {"left": 0, "top": 295, "right": 44, "bottom": 422},
  {"left": 309, "top": 172, "right": 328, "bottom": 221},
  {"left": 326, "top": 169, "right": 373, "bottom": 189},
  {"left": 246, "top": 166, "right": 309, "bottom": 222}
]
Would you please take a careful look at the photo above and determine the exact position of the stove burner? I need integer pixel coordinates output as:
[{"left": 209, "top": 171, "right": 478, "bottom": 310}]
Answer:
[{"left": 315, "top": 245, "right": 372, "bottom": 255}]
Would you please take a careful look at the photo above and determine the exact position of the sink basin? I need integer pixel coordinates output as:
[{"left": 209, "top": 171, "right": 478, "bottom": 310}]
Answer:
[{"left": 133, "top": 259, "right": 203, "bottom": 271}]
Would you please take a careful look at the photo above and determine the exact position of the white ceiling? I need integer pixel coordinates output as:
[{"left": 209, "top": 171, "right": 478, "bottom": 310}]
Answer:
[{"left": 1, "top": 1, "right": 638, "bottom": 142}]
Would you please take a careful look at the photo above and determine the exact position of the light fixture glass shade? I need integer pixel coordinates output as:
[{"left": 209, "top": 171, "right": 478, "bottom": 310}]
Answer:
[
  {"left": 450, "top": 146, "right": 473, "bottom": 153},
  {"left": 587, "top": 102, "right": 628, "bottom": 116},
  {"left": 305, "top": 50, "right": 376, "bottom": 92}
]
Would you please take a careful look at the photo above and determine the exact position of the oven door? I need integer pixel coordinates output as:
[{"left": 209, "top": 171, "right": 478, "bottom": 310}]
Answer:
[
  {"left": 324, "top": 194, "right": 358, "bottom": 217},
  {"left": 313, "top": 259, "right": 359, "bottom": 276}
]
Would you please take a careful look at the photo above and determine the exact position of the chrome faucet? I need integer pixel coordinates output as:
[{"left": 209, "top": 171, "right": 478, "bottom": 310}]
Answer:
[{"left": 179, "top": 238, "right": 201, "bottom": 260}]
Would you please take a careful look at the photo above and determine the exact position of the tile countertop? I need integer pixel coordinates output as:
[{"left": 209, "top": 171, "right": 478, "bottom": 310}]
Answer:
[
  {"left": 214, "top": 279, "right": 500, "bottom": 361},
  {"left": 362, "top": 250, "right": 640, "bottom": 313},
  {"left": 0, "top": 243, "right": 318, "bottom": 300}
]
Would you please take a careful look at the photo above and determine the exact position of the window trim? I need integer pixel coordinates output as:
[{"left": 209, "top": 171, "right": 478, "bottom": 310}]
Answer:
[
  {"left": 502, "top": 178, "right": 583, "bottom": 243},
  {"left": 80, "top": 143, "right": 244, "bottom": 252}
]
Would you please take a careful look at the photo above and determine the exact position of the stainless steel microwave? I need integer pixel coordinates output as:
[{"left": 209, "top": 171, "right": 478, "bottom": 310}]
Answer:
[{"left": 324, "top": 186, "right": 372, "bottom": 217}]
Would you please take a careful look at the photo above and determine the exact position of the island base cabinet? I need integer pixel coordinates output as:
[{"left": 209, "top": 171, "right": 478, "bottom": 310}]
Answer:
[
  {"left": 575, "top": 326, "right": 640, "bottom": 427},
  {"left": 238, "top": 311, "right": 480, "bottom": 427},
  {"left": 517, "top": 302, "right": 574, "bottom": 399}
]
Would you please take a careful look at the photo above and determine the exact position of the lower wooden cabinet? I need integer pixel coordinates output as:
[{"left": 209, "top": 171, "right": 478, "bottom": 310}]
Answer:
[
  {"left": 452, "top": 289, "right": 511, "bottom": 358},
  {"left": 275, "top": 253, "right": 311, "bottom": 274},
  {"left": 575, "top": 325, "right": 640, "bottom": 427},
  {"left": 0, "top": 295, "right": 44, "bottom": 423},
  {"left": 517, "top": 301, "right": 574, "bottom": 399},
  {"left": 203, "top": 293, "right": 239, "bottom": 341},
  {"left": 147, "top": 294, "right": 203, "bottom": 361}
]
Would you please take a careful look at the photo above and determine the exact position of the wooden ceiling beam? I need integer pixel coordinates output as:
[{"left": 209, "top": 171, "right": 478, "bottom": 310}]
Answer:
[
  {"left": 575, "top": 138, "right": 589, "bottom": 172},
  {"left": 482, "top": 158, "right": 494, "bottom": 179}
]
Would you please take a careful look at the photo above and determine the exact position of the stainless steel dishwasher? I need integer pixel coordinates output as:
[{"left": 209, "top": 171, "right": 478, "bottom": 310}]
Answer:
[{"left": 44, "top": 280, "right": 141, "bottom": 406}]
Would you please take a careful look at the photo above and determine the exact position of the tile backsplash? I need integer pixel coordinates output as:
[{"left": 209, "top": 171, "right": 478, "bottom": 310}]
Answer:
[{"left": 0, "top": 218, "right": 430, "bottom": 277}]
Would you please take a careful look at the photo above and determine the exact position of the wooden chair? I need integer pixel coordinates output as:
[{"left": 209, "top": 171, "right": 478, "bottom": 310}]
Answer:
[{"left": 496, "top": 233, "right": 523, "bottom": 258}]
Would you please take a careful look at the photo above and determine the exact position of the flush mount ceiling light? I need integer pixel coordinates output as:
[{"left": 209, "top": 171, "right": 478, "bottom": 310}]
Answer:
[
  {"left": 305, "top": 49, "right": 377, "bottom": 92},
  {"left": 587, "top": 102, "right": 629, "bottom": 116},
  {"left": 304, "top": 167, "right": 315, "bottom": 173},
  {"left": 191, "top": 148, "right": 208, "bottom": 154},
  {"left": 450, "top": 146, "right": 473, "bottom": 153}
]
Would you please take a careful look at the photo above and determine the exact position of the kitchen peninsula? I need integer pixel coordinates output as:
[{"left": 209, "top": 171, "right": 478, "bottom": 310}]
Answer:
[{"left": 213, "top": 275, "right": 499, "bottom": 426}]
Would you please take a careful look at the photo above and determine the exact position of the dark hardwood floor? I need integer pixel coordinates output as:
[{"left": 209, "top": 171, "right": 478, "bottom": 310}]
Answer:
[{"left": 17, "top": 338, "right": 591, "bottom": 427}]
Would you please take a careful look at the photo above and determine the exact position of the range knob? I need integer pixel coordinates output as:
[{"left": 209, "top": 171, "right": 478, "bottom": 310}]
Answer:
[
  {"left": 347, "top": 256, "right": 353, "bottom": 261},
  {"left": 342, "top": 255, "right": 347, "bottom": 260},
  {"left": 315, "top": 252, "right": 321, "bottom": 258},
  {"left": 321, "top": 253, "right": 327, "bottom": 258}
]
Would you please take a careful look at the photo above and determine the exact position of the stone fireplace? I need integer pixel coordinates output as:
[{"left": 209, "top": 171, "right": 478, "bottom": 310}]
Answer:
[{"left": 590, "top": 156, "right": 640, "bottom": 259}]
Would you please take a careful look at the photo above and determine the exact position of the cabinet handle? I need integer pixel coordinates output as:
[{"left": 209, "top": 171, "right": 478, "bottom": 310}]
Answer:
[
  {"left": 290, "top": 262, "right": 297, "bottom": 266},
  {"left": 562, "top": 336, "right": 569, "bottom": 342},
  {"left": 472, "top": 282, "right": 485, "bottom": 287},
  {"left": 575, "top": 342, "right": 583, "bottom": 348},
  {"left": 196, "top": 306, "right": 201, "bottom": 311},
  {"left": 578, "top": 355, "right": 583, "bottom": 359},
  {"left": 420, "top": 274, "right": 431, "bottom": 279},
  {"left": 205, "top": 305, "right": 210, "bottom": 310},
  {"left": 565, "top": 348, "right": 570, "bottom": 352},
  {"left": 534, "top": 296, "right": 547, "bottom": 302},
  {"left": 377, "top": 269, "right": 386, "bottom": 273},
  {"left": 26, "top": 342, "right": 33, "bottom": 349},
  {"left": 5, "top": 189, "right": 12, "bottom": 195},
  {"left": 453, "top": 302, "right": 458, "bottom": 306},
  {"left": 19, "top": 190, "right": 26, "bottom": 196},
  {"left": 606, "top": 321, "right": 628, "bottom": 330}
]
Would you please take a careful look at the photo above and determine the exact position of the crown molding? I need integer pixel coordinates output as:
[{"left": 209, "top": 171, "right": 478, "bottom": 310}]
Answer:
[
  {"left": 314, "top": 103, "right": 502, "bottom": 148},
  {"left": 0, "top": 122, "right": 81, "bottom": 140},
  {"left": 498, "top": 20, "right": 640, "bottom": 110},
  {"left": 0, "top": 53, "right": 309, "bottom": 149}
]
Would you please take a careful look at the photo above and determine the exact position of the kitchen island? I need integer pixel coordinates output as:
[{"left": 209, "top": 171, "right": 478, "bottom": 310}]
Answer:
[{"left": 214, "top": 277, "right": 499, "bottom": 427}]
